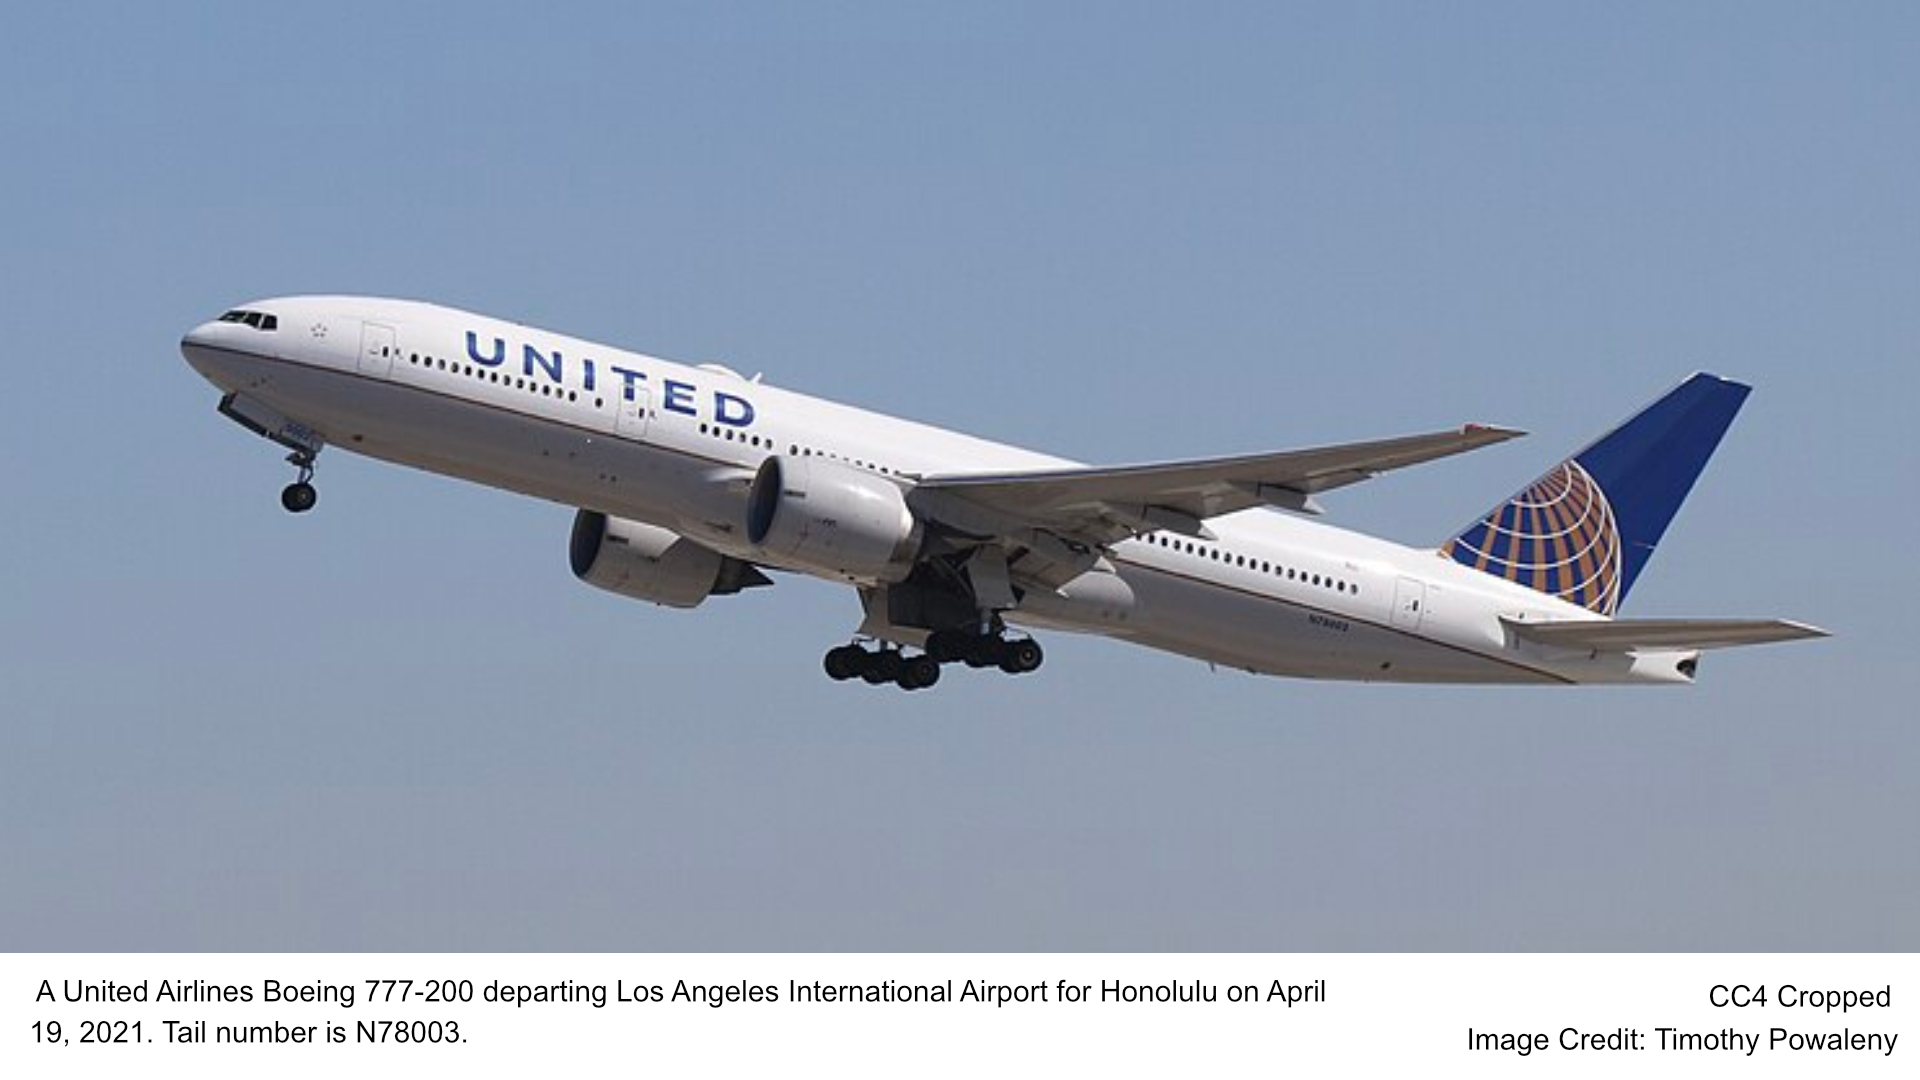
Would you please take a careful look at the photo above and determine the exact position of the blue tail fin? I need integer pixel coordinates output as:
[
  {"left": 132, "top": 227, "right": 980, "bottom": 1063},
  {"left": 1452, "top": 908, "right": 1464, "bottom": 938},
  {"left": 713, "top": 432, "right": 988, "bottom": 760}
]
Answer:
[{"left": 1439, "top": 373, "right": 1751, "bottom": 615}]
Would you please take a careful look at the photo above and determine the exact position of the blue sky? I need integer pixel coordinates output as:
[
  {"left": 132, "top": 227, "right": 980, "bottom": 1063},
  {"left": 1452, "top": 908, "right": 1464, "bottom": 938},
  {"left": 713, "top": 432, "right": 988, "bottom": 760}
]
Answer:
[{"left": 2, "top": 2, "right": 1913, "bottom": 949}]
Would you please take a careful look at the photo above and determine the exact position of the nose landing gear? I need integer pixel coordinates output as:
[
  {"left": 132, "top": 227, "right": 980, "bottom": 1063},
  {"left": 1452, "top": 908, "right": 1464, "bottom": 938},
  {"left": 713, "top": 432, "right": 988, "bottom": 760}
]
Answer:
[
  {"left": 280, "top": 452, "right": 319, "bottom": 514},
  {"left": 216, "top": 393, "right": 327, "bottom": 515}
]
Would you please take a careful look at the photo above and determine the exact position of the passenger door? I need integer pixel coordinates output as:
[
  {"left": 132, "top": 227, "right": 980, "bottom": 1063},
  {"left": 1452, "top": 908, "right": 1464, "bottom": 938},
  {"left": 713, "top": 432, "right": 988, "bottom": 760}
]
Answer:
[
  {"left": 1392, "top": 576, "right": 1427, "bottom": 631},
  {"left": 615, "top": 385, "right": 651, "bottom": 439},
  {"left": 358, "top": 322, "right": 396, "bottom": 379}
]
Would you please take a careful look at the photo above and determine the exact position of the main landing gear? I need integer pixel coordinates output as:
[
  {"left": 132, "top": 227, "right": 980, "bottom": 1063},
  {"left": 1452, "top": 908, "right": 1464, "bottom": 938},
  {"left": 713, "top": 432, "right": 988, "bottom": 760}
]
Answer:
[
  {"left": 824, "top": 644, "right": 942, "bottom": 691},
  {"left": 822, "top": 631, "right": 1044, "bottom": 692},
  {"left": 924, "top": 629, "right": 1044, "bottom": 674}
]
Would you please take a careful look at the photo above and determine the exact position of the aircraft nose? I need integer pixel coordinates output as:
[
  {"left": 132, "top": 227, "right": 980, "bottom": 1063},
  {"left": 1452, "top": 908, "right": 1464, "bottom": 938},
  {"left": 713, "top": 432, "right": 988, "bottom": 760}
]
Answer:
[
  {"left": 181, "top": 321, "right": 218, "bottom": 352},
  {"left": 179, "top": 320, "right": 229, "bottom": 381}
]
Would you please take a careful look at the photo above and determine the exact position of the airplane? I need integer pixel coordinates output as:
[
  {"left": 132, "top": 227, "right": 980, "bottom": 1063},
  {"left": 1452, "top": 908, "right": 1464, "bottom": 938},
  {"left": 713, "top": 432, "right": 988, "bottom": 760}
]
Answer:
[{"left": 180, "top": 296, "right": 1825, "bottom": 691}]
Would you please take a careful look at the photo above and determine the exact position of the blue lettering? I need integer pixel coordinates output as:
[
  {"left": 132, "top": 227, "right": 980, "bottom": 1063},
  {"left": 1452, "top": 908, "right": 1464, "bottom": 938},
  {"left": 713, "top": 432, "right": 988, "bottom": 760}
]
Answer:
[
  {"left": 609, "top": 364, "right": 647, "bottom": 402},
  {"left": 663, "top": 380, "right": 697, "bottom": 416},
  {"left": 580, "top": 358, "right": 597, "bottom": 393},
  {"left": 466, "top": 331, "right": 505, "bottom": 367},
  {"left": 713, "top": 391, "right": 755, "bottom": 427},
  {"left": 524, "top": 344, "right": 563, "bottom": 382}
]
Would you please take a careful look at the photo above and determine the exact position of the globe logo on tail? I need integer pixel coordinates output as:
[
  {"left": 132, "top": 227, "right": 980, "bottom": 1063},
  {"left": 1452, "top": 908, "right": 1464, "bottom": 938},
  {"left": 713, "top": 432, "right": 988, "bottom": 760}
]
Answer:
[{"left": 1441, "top": 461, "right": 1623, "bottom": 616}]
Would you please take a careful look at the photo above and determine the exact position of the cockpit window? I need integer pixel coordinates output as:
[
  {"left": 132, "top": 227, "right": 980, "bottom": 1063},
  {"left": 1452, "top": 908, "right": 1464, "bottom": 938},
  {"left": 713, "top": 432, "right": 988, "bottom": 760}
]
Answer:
[{"left": 218, "top": 310, "right": 278, "bottom": 331}]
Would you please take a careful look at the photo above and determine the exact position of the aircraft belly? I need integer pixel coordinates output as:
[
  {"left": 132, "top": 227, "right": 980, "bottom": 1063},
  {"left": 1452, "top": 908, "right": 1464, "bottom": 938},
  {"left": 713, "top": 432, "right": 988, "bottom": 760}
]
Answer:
[{"left": 1104, "top": 558, "right": 1547, "bottom": 684}]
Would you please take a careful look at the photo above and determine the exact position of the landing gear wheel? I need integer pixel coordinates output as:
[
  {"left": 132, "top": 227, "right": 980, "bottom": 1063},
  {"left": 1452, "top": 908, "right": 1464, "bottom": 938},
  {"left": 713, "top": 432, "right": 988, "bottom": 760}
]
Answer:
[
  {"left": 999, "top": 638, "right": 1044, "bottom": 675},
  {"left": 925, "top": 630, "right": 967, "bottom": 664},
  {"left": 280, "top": 481, "right": 318, "bottom": 514},
  {"left": 823, "top": 645, "right": 865, "bottom": 682},
  {"left": 861, "top": 650, "right": 903, "bottom": 685},
  {"left": 962, "top": 636, "right": 1006, "bottom": 669},
  {"left": 897, "top": 655, "right": 941, "bottom": 691}
]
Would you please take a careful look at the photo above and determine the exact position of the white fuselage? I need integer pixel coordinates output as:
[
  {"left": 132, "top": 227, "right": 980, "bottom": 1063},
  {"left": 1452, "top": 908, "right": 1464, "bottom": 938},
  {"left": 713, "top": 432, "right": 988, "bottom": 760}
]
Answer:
[{"left": 181, "top": 296, "right": 1696, "bottom": 686}]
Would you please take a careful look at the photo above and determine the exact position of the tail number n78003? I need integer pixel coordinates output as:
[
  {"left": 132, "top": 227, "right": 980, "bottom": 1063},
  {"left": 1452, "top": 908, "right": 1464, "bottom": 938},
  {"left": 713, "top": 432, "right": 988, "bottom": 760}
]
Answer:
[{"left": 356, "top": 1020, "right": 462, "bottom": 1044}]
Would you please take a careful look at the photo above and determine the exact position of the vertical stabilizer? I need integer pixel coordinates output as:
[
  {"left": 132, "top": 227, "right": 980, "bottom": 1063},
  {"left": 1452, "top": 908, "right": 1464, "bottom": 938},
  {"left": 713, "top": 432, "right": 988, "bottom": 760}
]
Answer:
[{"left": 1439, "top": 373, "right": 1750, "bottom": 615}]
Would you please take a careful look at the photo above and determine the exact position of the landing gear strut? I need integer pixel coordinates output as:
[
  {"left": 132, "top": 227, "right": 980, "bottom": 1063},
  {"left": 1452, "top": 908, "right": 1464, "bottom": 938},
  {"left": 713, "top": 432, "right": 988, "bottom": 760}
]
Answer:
[{"left": 824, "top": 630, "right": 1042, "bottom": 691}]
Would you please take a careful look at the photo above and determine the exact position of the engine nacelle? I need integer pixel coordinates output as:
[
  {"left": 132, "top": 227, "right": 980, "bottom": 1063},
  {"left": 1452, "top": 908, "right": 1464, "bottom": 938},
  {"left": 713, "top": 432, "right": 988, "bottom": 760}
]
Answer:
[
  {"left": 569, "top": 511, "right": 766, "bottom": 608},
  {"left": 746, "top": 455, "right": 922, "bottom": 583}
]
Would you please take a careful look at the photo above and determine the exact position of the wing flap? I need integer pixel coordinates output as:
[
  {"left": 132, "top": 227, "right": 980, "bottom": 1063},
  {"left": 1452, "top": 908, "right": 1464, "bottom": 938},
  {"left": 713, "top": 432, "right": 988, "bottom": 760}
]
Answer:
[{"left": 1502, "top": 617, "right": 1829, "bottom": 652}]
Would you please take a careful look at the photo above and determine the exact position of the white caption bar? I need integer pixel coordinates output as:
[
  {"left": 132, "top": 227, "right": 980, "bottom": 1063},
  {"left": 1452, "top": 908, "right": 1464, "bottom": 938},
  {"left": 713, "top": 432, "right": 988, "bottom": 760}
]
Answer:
[{"left": 3, "top": 953, "right": 1911, "bottom": 1077}]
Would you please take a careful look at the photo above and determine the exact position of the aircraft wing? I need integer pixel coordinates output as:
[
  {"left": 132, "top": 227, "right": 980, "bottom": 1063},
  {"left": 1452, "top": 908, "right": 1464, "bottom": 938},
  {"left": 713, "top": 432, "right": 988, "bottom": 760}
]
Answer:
[
  {"left": 1502, "top": 617, "right": 1830, "bottom": 652},
  {"left": 911, "top": 424, "right": 1523, "bottom": 544}
]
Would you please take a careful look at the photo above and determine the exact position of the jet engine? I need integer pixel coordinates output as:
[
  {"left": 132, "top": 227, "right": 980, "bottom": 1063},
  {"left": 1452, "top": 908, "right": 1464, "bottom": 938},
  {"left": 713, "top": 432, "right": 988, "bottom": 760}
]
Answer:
[
  {"left": 569, "top": 511, "right": 770, "bottom": 608},
  {"left": 745, "top": 455, "right": 923, "bottom": 583}
]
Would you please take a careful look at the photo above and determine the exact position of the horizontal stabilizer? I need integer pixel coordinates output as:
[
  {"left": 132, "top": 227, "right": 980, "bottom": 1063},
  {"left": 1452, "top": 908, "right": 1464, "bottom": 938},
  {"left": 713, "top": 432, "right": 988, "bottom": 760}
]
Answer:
[{"left": 1502, "top": 616, "right": 1829, "bottom": 652}]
